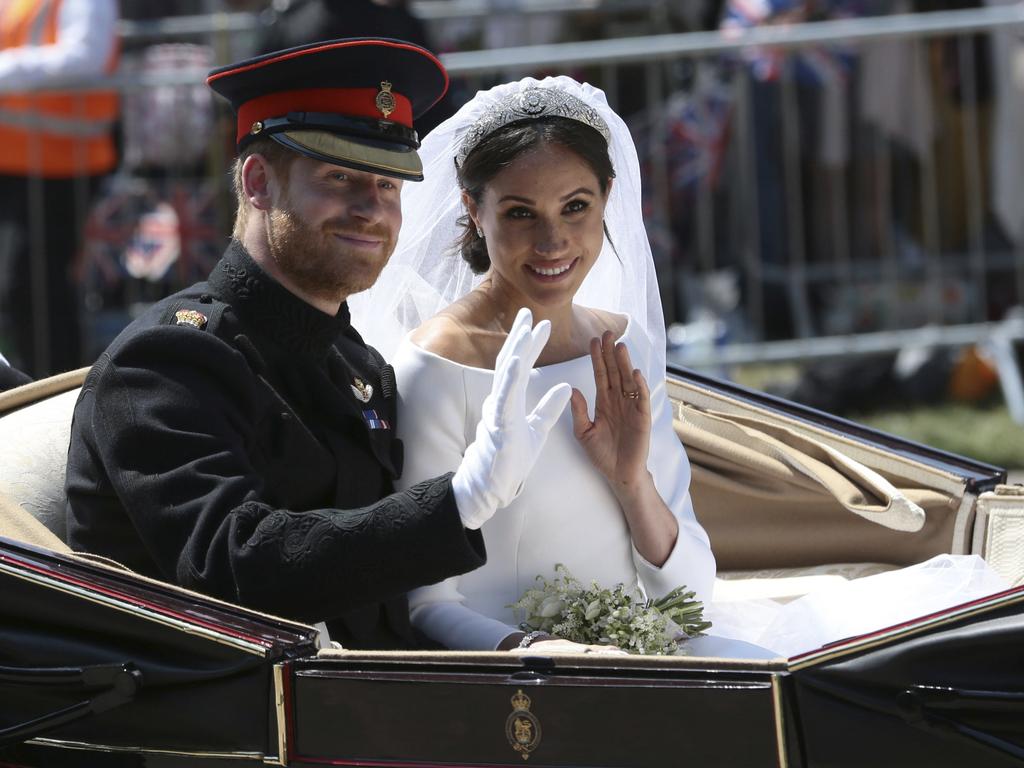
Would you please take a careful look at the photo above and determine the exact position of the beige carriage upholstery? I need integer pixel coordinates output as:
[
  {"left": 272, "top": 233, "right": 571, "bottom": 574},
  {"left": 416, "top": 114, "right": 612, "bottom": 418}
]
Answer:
[
  {"left": 0, "top": 367, "right": 89, "bottom": 544},
  {"left": 0, "top": 486, "right": 70, "bottom": 553},
  {"left": 670, "top": 376, "right": 972, "bottom": 571}
]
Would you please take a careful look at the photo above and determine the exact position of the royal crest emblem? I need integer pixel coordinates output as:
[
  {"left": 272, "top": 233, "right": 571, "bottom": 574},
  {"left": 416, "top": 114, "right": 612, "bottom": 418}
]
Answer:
[
  {"left": 174, "top": 309, "right": 207, "bottom": 330},
  {"left": 505, "top": 689, "right": 541, "bottom": 760},
  {"left": 375, "top": 81, "right": 396, "bottom": 119},
  {"left": 351, "top": 377, "right": 373, "bottom": 403}
]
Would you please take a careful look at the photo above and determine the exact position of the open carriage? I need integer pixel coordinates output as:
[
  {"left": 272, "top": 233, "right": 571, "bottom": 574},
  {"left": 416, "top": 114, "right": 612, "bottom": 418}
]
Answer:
[{"left": 1, "top": 365, "right": 1023, "bottom": 767}]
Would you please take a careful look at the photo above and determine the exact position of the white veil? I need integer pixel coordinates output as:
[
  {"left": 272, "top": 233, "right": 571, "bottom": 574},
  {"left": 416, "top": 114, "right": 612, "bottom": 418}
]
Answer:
[{"left": 349, "top": 75, "right": 667, "bottom": 374}]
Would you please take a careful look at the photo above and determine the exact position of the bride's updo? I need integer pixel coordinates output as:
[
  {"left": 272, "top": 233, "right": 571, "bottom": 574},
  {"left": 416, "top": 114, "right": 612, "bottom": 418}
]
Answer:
[{"left": 455, "top": 116, "right": 615, "bottom": 274}]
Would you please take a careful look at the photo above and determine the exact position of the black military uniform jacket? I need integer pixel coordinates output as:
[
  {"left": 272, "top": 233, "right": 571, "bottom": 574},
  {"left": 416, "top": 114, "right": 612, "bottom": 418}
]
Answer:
[{"left": 66, "top": 241, "right": 486, "bottom": 648}]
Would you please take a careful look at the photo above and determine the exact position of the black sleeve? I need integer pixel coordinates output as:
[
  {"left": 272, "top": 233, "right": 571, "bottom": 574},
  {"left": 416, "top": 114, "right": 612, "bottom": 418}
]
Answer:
[{"left": 83, "top": 326, "right": 485, "bottom": 622}]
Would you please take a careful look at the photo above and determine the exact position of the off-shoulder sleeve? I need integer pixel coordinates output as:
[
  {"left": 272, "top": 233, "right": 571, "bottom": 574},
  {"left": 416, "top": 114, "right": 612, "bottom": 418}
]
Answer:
[
  {"left": 392, "top": 339, "right": 474, "bottom": 493},
  {"left": 630, "top": 346, "right": 716, "bottom": 605},
  {"left": 392, "top": 340, "right": 518, "bottom": 649},
  {"left": 408, "top": 578, "right": 518, "bottom": 650}
]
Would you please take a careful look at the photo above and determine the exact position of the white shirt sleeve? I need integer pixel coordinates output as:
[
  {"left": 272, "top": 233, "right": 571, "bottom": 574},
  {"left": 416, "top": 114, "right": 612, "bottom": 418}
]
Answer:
[
  {"left": 0, "top": 0, "right": 118, "bottom": 88},
  {"left": 630, "top": 357, "right": 717, "bottom": 605},
  {"left": 393, "top": 339, "right": 518, "bottom": 650}
]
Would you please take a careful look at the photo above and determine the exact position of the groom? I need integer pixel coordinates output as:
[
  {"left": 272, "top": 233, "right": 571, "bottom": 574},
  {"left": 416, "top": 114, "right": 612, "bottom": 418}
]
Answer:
[{"left": 64, "top": 39, "right": 571, "bottom": 649}]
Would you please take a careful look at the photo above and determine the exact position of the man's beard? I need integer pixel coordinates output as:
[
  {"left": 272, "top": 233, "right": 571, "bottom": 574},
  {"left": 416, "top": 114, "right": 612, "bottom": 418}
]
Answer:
[{"left": 265, "top": 206, "right": 394, "bottom": 306}]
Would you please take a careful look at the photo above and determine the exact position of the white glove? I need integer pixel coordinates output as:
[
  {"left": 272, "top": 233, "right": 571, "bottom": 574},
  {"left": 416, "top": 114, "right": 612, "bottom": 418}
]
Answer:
[{"left": 453, "top": 308, "right": 572, "bottom": 529}]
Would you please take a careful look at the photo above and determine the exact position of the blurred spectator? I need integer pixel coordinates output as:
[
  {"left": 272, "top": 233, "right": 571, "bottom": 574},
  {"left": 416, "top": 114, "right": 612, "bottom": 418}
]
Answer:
[
  {"left": 0, "top": 0, "right": 119, "bottom": 377},
  {"left": 257, "top": 0, "right": 455, "bottom": 135},
  {"left": 0, "top": 351, "right": 31, "bottom": 392},
  {"left": 78, "top": 3, "right": 224, "bottom": 363},
  {"left": 717, "top": 0, "right": 874, "bottom": 339}
]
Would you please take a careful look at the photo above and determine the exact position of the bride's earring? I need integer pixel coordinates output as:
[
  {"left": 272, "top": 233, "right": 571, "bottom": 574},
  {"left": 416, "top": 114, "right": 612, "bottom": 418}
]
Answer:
[{"left": 476, "top": 225, "right": 485, "bottom": 240}]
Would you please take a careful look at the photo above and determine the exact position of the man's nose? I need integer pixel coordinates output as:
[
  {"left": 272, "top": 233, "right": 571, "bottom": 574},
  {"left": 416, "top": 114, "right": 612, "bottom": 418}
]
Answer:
[{"left": 347, "top": 181, "right": 384, "bottom": 222}]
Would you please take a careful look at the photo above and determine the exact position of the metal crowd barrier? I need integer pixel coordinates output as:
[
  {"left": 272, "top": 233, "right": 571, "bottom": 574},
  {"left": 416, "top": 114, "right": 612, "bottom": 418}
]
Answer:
[{"left": 2, "top": 5, "right": 1022, "bottom": 419}]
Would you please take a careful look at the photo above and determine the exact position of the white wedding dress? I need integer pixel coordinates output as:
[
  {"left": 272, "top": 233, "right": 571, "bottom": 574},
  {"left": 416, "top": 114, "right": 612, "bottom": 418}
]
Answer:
[
  {"left": 391, "top": 314, "right": 1009, "bottom": 657},
  {"left": 392, "top": 313, "right": 717, "bottom": 651}
]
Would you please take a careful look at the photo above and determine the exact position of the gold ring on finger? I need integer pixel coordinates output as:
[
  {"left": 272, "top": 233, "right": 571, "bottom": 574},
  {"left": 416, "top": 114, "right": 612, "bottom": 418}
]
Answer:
[{"left": 621, "top": 389, "right": 640, "bottom": 399}]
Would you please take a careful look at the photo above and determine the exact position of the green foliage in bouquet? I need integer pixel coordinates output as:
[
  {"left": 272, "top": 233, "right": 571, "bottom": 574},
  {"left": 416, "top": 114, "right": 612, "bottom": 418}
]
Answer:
[{"left": 509, "top": 564, "right": 711, "bottom": 655}]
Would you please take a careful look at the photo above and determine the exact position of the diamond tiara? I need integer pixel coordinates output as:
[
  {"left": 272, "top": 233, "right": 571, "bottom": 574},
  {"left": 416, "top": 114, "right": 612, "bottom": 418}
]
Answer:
[{"left": 455, "top": 86, "right": 611, "bottom": 168}]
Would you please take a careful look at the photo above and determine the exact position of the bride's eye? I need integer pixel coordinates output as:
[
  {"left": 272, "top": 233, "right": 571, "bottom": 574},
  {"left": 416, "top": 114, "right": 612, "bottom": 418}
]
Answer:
[
  {"left": 564, "top": 199, "right": 590, "bottom": 214},
  {"left": 505, "top": 206, "right": 533, "bottom": 220}
]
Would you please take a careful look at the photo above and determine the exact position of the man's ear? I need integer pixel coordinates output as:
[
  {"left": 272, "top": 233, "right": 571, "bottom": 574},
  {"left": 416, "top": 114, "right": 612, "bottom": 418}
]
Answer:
[{"left": 241, "top": 153, "right": 278, "bottom": 212}]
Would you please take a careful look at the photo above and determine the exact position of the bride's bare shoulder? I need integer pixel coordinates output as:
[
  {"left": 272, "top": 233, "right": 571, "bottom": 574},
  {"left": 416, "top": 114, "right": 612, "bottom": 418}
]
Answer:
[
  {"left": 581, "top": 307, "right": 629, "bottom": 339},
  {"left": 408, "top": 298, "right": 500, "bottom": 369},
  {"left": 407, "top": 312, "right": 469, "bottom": 358}
]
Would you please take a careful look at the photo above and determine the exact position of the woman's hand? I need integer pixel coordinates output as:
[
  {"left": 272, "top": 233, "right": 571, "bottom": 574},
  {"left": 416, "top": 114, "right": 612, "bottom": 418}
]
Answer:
[
  {"left": 569, "top": 331, "right": 652, "bottom": 489},
  {"left": 570, "top": 331, "right": 678, "bottom": 567}
]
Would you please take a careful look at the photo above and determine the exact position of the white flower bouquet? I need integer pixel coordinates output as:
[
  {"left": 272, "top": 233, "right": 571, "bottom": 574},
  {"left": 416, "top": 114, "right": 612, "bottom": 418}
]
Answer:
[{"left": 510, "top": 564, "right": 711, "bottom": 655}]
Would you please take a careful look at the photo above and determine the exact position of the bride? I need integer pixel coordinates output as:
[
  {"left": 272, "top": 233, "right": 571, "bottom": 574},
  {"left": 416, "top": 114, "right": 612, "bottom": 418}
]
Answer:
[
  {"left": 351, "top": 76, "right": 1008, "bottom": 657},
  {"left": 352, "top": 76, "right": 716, "bottom": 653}
]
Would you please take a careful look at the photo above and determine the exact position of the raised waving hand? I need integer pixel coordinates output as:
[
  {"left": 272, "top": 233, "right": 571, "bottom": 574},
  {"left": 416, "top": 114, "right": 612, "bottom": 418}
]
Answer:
[{"left": 452, "top": 308, "right": 573, "bottom": 529}]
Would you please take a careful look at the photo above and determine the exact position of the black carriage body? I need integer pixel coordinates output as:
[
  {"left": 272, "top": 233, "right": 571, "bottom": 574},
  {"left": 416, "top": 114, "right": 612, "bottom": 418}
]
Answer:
[
  {"left": 1, "top": 368, "right": 1022, "bottom": 767},
  {"left": 288, "top": 654, "right": 789, "bottom": 767},
  {"left": 3, "top": 535, "right": 1024, "bottom": 767},
  {"left": 0, "top": 538, "right": 317, "bottom": 766}
]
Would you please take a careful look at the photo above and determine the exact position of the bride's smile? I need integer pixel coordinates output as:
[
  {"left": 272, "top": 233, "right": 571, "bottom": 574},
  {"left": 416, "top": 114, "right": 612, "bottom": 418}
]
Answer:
[{"left": 525, "top": 256, "right": 578, "bottom": 280}]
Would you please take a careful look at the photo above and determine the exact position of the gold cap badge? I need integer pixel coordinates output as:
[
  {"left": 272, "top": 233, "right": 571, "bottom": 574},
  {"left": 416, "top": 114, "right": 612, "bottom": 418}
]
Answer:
[
  {"left": 375, "top": 80, "right": 396, "bottom": 119},
  {"left": 174, "top": 309, "right": 208, "bottom": 330}
]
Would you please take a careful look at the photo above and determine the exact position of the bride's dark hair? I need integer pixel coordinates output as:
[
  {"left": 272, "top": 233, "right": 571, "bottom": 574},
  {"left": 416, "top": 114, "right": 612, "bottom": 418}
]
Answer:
[{"left": 456, "top": 116, "right": 615, "bottom": 274}]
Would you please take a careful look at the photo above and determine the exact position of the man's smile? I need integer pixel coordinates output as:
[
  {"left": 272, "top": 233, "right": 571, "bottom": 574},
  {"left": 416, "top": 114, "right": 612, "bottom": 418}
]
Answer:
[{"left": 333, "top": 232, "right": 384, "bottom": 249}]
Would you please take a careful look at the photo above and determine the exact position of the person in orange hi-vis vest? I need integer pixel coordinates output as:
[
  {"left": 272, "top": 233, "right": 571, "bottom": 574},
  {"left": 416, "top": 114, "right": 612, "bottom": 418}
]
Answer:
[{"left": 0, "top": 0, "right": 118, "bottom": 377}]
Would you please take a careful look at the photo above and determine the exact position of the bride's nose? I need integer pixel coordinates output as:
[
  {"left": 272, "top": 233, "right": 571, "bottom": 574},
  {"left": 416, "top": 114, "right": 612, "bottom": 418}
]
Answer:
[{"left": 533, "top": 218, "right": 569, "bottom": 256}]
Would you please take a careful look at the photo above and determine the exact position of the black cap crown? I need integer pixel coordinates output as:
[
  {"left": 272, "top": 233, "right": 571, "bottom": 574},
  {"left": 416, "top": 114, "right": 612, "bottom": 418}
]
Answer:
[{"left": 207, "top": 38, "right": 449, "bottom": 181}]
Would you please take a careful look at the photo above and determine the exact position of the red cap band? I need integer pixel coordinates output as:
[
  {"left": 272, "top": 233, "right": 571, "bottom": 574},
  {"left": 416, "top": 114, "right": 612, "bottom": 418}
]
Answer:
[{"left": 236, "top": 87, "right": 413, "bottom": 144}]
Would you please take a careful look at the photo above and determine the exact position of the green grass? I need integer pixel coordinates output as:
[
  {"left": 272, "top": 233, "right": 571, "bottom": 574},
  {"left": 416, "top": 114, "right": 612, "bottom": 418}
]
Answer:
[
  {"left": 852, "top": 403, "right": 1024, "bottom": 469},
  {"left": 731, "top": 364, "right": 1024, "bottom": 469}
]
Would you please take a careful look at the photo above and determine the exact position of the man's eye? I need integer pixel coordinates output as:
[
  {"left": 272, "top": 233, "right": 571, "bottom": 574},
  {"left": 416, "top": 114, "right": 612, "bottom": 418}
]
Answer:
[
  {"left": 329, "top": 172, "right": 348, "bottom": 182},
  {"left": 379, "top": 180, "right": 396, "bottom": 191}
]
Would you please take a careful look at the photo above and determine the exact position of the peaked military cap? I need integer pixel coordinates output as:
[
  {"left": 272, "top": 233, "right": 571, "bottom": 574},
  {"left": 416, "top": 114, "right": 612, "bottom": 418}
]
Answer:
[{"left": 207, "top": 38, "right": 448, "bottom": 181}]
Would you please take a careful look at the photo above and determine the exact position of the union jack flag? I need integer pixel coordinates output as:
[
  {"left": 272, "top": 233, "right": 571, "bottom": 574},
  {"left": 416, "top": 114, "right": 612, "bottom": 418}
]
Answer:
[{"left": 720, "top": 0, "right": 869, "bottom": 84}]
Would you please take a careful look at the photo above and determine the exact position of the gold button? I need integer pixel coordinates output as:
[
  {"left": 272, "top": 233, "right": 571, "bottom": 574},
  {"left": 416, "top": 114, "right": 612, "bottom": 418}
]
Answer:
[{"left": 250, "top": 121, "right": 263, "bottom": 135}]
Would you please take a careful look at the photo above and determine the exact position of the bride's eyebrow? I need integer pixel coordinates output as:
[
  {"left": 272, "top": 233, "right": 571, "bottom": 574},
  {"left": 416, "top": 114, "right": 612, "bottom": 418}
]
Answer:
[
  {"left": 497, "top": 187, "right": 595, "bottom": 205},
  {"left": 560, "top": 187, "right": 595, "bottom": 201}
]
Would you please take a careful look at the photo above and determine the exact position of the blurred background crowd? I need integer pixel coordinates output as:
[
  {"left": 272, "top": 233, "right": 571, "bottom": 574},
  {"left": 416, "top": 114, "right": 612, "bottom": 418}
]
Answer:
[{"left": 1, "top": 0, "right": 1022, "bottom": 467}]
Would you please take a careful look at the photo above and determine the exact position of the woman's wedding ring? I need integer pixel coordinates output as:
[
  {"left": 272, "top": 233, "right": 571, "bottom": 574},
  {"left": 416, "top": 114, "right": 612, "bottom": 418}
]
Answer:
[{"left": 621, "top": 389, "right": 640, "bottom": 399}]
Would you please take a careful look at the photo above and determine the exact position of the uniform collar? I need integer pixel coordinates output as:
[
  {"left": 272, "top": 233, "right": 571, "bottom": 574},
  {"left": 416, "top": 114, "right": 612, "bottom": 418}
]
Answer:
[{"left": 209, "top": 240, "right": 351, "bottom": 357}]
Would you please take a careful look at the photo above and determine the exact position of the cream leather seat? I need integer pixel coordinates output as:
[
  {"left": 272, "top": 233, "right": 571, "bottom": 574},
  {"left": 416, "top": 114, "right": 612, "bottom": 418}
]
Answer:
[{"left": 0, "top": 369, "right": 88, "bottom": 546}]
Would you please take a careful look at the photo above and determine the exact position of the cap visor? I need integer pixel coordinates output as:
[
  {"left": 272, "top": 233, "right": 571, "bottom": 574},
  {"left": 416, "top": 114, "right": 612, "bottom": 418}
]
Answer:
[{"left": 274, "top": 130, "right": 423, "bottom": 181}]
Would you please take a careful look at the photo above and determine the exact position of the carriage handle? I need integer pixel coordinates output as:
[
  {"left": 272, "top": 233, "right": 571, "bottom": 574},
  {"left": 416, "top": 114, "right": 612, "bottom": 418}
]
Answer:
[
  {"left": 900, "top": 684, "right": 1024, "bottom": 762},
  {"left": 0, "top": 661, "right": 142, "bottom": 748}
]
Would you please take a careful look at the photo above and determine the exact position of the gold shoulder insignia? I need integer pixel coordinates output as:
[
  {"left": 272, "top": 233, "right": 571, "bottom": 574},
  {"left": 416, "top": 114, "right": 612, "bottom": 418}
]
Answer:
[{"left": 174, "top": 309, "right": 208, "bottom": 330}]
